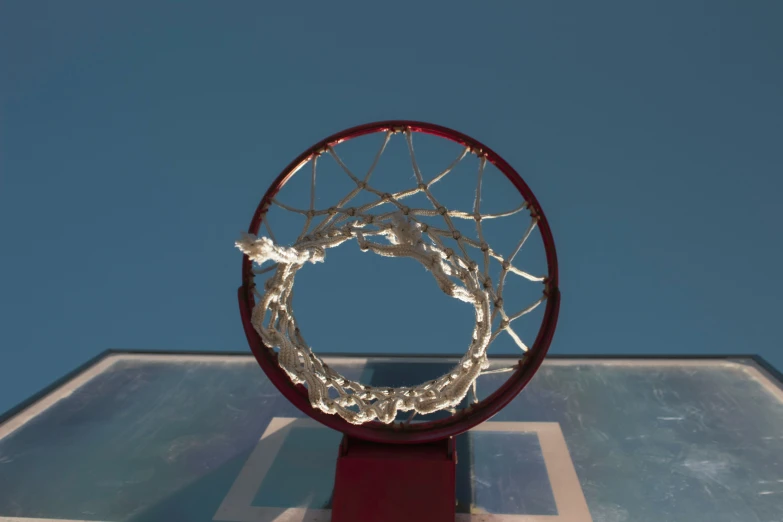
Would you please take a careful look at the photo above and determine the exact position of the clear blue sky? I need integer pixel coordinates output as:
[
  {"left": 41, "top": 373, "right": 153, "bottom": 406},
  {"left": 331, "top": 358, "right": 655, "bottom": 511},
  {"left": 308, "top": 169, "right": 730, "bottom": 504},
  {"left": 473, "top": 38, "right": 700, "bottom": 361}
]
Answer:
[{"left": 1, "top": 1, "right": 782, "bottom": 415}]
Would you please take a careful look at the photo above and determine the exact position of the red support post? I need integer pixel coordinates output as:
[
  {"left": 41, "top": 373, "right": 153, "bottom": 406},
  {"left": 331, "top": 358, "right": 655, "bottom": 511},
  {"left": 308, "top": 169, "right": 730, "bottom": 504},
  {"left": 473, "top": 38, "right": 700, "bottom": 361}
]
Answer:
[{"left": 332, "top": 435, "right": 457, "bottom": 522}]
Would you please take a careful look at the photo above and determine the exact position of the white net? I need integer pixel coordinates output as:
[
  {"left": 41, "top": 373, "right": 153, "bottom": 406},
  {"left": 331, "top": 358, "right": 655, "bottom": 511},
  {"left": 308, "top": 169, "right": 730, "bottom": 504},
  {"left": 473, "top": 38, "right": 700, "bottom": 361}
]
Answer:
[{"left": 237, "top": 128, "right": 549, "bottom": 425}]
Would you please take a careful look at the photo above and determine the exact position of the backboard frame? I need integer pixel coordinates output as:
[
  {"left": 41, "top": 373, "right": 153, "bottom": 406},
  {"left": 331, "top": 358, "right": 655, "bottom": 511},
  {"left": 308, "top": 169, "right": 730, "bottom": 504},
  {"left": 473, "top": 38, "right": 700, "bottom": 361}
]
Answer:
[
  {"left": 3, "top": 349, "right": 781, "bottom": 431},
  {"left": 1, "top": 350, "right": 782, "bottom": 522}
]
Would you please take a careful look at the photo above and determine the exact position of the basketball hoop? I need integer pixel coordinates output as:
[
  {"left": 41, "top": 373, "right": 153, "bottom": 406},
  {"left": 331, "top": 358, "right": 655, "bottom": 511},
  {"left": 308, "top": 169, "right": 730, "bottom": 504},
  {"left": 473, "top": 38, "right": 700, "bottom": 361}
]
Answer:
[{"left": 237, "top": 121, "right": 560, "bottom": 444}]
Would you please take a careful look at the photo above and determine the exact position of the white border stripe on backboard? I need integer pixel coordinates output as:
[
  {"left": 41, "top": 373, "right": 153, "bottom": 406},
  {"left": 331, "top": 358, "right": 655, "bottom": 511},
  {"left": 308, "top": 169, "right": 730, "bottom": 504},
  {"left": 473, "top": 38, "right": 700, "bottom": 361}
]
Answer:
[
  {"left": 215, "top": 418, "right": 592, "bottom": 522},
  {"left": 462, "top": 422, "right": 593, "bottom": 522},
  {"left": 213, "top": 417, "right": 331, "bottom": 522}
]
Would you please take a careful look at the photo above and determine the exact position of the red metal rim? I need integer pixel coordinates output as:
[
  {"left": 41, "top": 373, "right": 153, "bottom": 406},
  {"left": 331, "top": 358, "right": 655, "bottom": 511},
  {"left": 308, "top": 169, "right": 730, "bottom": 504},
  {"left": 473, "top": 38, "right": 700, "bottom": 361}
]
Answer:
[{"left": 239, "top": 120, "right": 560, "bottom": 444}]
